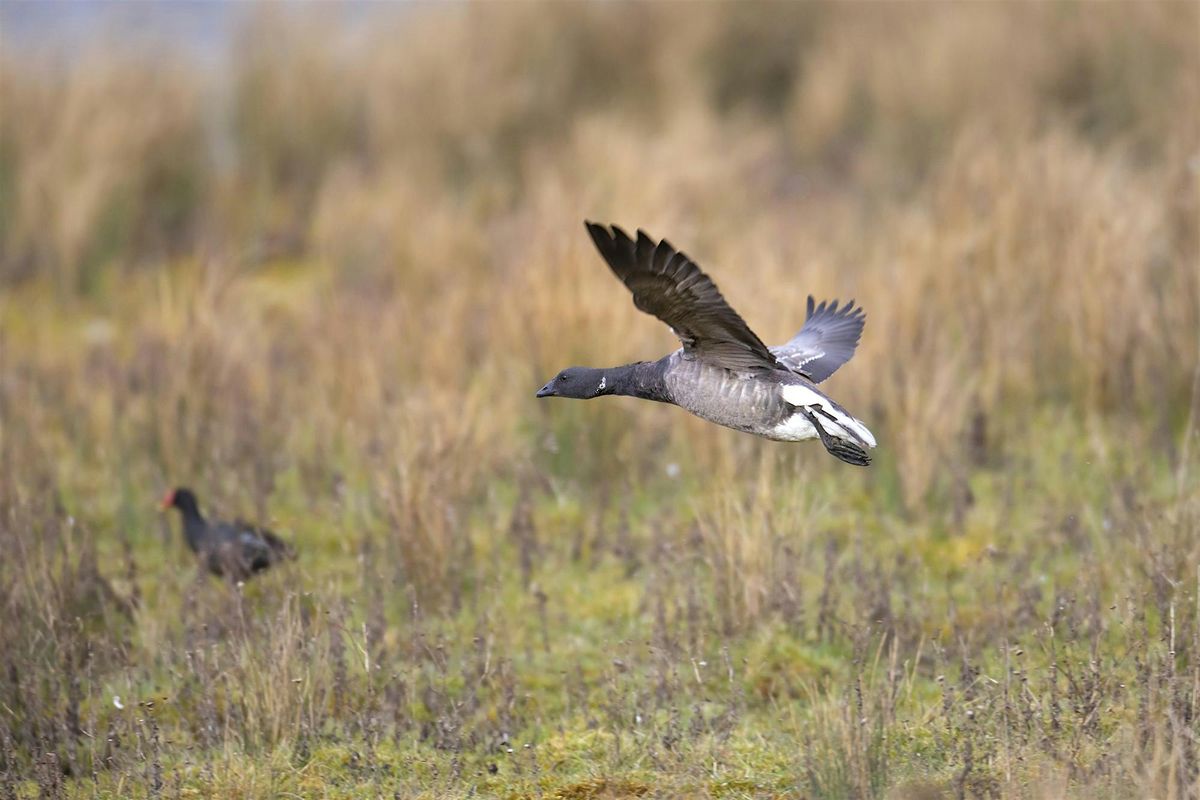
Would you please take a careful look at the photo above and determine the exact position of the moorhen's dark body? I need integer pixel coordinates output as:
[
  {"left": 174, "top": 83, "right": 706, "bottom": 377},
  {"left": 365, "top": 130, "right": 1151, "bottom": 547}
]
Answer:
[{"left": 161, "top": 487, "right": 294, "bottom": 581}]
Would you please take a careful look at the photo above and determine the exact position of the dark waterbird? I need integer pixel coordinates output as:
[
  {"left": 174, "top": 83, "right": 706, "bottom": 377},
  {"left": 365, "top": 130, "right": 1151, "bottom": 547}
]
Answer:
[
  {"left": 536, "top": 222, "right": 877, "bottom": 465},
  {"left": 161, "top": 487, "right": 294, "bottom": 581}
]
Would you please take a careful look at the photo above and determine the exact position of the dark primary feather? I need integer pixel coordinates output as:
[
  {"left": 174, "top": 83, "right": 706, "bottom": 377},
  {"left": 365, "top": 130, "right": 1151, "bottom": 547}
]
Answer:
[
  {"left": 584, "top": 222, "right": 782, "bottom": 374},
  {"left": 771, "top": 296, "right": 866, "bottom": 383}
]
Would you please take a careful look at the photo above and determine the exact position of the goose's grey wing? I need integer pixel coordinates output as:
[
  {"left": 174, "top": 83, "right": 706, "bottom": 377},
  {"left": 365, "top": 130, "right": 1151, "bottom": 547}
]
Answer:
[
  {"left": 771, "top": 296, "right": 866, "bottom": 383},
  {"left": 585, "top": 222, "right": 781, "bottom": 373}
]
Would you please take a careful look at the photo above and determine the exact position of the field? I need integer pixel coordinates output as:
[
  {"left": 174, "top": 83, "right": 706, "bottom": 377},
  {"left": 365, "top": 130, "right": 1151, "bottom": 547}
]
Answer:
[{"left": 1, "top": 3, "right": 1199, "bottom": 798}]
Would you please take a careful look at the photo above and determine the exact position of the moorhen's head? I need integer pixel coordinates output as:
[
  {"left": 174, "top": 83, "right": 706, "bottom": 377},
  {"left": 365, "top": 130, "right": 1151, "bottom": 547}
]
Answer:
[{"left": 161, "top": 487, "right": 200, "bottom": 516}]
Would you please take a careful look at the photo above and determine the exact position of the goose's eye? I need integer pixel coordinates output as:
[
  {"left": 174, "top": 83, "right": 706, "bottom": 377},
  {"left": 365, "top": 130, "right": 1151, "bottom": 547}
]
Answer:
[{"left": 559, "top": 374, "right": 569, "bottom": 383}]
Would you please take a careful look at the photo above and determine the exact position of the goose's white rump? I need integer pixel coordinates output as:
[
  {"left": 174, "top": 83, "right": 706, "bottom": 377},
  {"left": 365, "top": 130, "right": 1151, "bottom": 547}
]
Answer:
[{"left": 774, "top": 384, "right": 877, "bottom": 447}]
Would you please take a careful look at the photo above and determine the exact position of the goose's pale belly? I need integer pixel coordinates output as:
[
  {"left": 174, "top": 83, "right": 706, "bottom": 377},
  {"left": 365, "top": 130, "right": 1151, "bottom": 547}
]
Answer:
[
  {"left": 660, "top": 355, "right": 873, "bottom": 446},
  {"left": 661, "top": 358, "right": 801, "bottom": 439}
]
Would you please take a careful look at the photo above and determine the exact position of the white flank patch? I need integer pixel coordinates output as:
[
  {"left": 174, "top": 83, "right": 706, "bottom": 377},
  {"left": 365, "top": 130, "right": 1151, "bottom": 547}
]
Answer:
[
  {"left": 779, "top": 384, "right": 877, "bottom": 448},
  {"left": 780, "top": 383, "right": 827, "bottom": 408}
]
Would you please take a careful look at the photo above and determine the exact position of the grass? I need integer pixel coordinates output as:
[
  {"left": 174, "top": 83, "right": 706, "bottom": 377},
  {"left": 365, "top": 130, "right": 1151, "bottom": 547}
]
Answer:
[{"left": 1, "top": 2, "right": 1199, "bottom": 798}]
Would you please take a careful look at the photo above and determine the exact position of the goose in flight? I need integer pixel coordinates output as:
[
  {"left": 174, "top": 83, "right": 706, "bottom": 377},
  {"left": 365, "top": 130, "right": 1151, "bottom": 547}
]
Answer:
[{"left": 536, "top": 223, "right": 876, "bottom": 465}]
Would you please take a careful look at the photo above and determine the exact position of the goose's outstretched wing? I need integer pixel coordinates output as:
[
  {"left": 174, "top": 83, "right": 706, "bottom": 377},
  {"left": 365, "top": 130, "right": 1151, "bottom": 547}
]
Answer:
[
  {"left": 771, "top": 296, "right": 866, "bottom": 383},
  {"left": 585, "top": 222, "right": 781, "bottom": 373}
]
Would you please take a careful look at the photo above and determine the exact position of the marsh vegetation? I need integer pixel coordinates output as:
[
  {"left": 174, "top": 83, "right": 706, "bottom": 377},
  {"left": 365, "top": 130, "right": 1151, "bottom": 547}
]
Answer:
[{"left": 1, "top": 3, "right": 1198, "bottom": 797}]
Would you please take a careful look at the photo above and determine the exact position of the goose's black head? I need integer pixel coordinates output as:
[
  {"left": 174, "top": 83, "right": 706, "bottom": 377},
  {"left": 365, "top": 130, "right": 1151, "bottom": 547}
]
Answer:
[
  {"left": 536, "top": 367, "right": 608, "bottom": 400},
  {"left": 161, "top": 487, "right": 200, "bottom": 516}
]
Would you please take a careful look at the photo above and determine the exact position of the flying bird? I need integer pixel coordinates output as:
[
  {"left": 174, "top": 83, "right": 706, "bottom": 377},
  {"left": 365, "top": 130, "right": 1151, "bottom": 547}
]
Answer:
[
  {"left": 161, "top": 487, "right": 295, "bottom": 581},
  {"left": 536, "top": 223, "right": 876, "bottom": 465}
]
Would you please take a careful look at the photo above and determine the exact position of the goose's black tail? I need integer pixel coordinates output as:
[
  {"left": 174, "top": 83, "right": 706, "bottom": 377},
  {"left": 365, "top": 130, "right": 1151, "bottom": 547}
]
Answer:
[{"left": 800, "top": 408, "right": 872, "bottom": 466}]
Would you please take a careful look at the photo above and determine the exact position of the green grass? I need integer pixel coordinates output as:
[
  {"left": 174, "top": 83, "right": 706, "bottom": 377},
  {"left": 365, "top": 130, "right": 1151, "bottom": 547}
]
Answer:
[{"left": 1, "top": 302, "right": 1195, "bottom": 796}]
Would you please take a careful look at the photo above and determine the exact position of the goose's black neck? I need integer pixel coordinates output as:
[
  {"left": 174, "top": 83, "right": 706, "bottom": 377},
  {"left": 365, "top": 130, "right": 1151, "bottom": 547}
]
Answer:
[{"left": 594, "top": 361, "right": 671, "bottom": 403}]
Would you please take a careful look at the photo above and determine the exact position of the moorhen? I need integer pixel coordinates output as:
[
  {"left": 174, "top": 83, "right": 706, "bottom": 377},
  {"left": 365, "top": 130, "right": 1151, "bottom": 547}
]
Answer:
[{"left": 161, "top": 487, "right": 294, "bottom": 581}]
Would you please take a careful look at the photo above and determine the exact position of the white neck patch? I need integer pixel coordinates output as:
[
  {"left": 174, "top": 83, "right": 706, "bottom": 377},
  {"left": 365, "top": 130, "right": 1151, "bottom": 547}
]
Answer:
[{"left": 598, "top": 375, "right": 607, "bottom": 391}]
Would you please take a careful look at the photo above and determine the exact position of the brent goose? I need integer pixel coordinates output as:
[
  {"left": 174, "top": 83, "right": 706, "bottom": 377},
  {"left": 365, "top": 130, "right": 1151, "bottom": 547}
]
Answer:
[
  {"left": 536, "top": 223, "right": 877, "bottom": 465},
  {"left": 161, "top": 488, "right": 294, "bottom": 581}
]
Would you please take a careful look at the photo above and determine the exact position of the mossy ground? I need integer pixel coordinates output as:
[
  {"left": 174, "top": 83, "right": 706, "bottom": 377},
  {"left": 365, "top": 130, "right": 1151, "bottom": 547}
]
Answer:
[{"left": 3, "top": 294, "right": 1195, "bottom": 796}]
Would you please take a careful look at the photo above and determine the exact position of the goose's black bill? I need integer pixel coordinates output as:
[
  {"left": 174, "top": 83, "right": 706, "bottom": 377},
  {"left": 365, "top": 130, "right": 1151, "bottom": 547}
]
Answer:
[{"left": 536, "top": 382, "right": 555, "bottom": 398}]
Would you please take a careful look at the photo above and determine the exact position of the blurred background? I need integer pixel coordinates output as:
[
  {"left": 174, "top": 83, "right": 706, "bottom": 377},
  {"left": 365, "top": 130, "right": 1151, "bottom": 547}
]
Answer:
[
  {"left": 1, "top": 2, "right": 1199, "bottom": 796},
  {"left": 3, "top": 0, "right": 1197, "bottom": 501}
]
